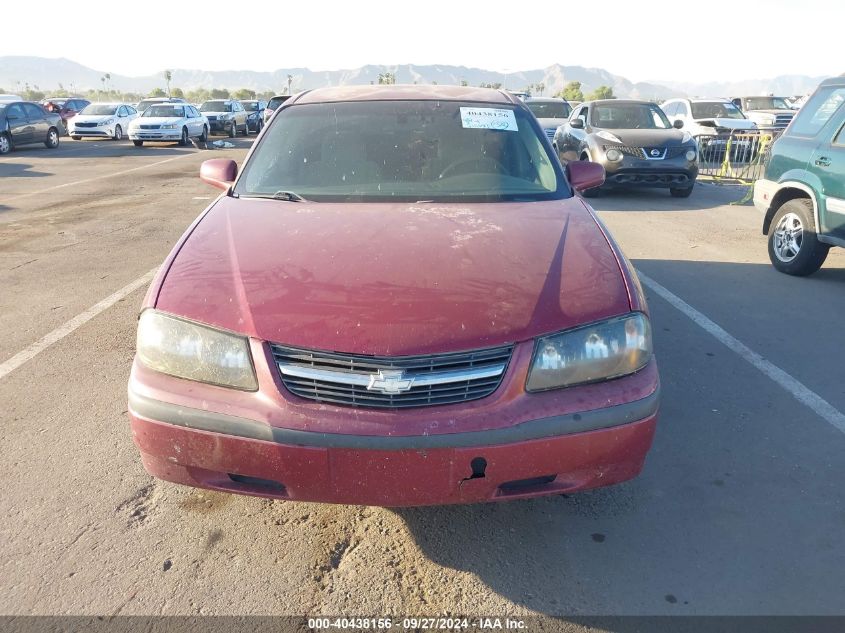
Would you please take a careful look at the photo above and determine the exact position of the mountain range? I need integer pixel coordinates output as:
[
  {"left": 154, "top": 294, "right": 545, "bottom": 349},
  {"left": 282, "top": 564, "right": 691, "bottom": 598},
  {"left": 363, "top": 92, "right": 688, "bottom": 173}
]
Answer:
[{"left": 0, "top": 56, "right": 833, "bottom": 99}]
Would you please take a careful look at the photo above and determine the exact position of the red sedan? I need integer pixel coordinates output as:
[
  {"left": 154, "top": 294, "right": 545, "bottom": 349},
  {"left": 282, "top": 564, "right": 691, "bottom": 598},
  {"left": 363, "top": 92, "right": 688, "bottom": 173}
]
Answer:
[{"left": 128, "top": 85, "right": 659, "bottom": 506}]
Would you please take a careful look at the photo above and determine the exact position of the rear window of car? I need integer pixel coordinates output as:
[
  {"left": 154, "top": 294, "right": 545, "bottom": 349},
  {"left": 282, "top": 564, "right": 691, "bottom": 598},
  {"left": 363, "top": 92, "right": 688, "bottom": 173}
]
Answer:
[
  {"left": 788, "top": 86, "right": 845, "bottom": 137},
  {"left": 267, "top": 96, "right": 290, "bottom": 110},
  {"left": 236, "top": 100, "right": 568, "bottom": 203}
]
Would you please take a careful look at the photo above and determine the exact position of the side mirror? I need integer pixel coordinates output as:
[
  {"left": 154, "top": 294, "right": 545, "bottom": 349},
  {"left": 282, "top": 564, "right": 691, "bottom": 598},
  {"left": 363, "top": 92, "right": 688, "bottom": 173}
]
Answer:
[
  {"left": 673, "top": 119, "right": 684, "bottom": 129},
  {"left": 566, "top": 161, "right": 605, "bottom": 193},
  {"left": 570, "top": 118, "right": 585, "bottom": 129},
  {"left": 200, "top": 159, "right": 238, "bottom": 191}
]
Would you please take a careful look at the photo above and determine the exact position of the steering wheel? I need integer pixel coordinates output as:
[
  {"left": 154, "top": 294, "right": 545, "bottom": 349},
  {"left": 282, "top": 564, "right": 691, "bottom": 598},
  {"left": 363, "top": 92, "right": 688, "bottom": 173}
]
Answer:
[{"left": 438, "top": 157, "right": 507, "bottom": 180}]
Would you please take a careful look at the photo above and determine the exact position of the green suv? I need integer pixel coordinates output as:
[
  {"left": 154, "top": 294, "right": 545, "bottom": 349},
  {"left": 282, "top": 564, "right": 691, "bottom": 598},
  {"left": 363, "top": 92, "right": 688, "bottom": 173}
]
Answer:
[{"left": 754, "top": 76, "right": 845, "bottom": 276}]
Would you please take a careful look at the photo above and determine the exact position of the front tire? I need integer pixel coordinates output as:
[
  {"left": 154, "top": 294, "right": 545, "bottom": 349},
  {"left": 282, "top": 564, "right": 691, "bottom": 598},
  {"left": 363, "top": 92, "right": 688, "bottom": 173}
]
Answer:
[
  {"left": 767, "top": 198, "right": 830, "bottom": 276},
  {"left": 113, "top": 125, "right": 122, "bottom": 141},
  {"left": 133, "top": 140, "right": 143, "bottom": 147},
  {"left": 241, "top": 120, "right": 248, "bottom": 136},
  {"left": 45, "top": 127, "right": 60, "bottom": 149},
  {"left": 0, "top": 132, "right": 11, "bottom": 155},
  {"left": 178, "top": 127, "right": 189, "bottom": 146},
  {"left": 199, "top": 126, "right": 208, "bottom": 142},
  {"left": 71, "top": 135, "right": 82, "bottom": 141},
  {"left": 228, "top": 121, "right": 236, "bottom": 138}
]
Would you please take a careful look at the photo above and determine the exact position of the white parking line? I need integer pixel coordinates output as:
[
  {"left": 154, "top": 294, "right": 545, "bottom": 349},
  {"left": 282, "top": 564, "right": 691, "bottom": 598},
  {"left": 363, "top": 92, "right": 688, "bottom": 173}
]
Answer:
[
  {"left": 5, "top": 153, "right": 195, "bottom": 202},
  {"left": 638, "top": 271, "right": 845, "bottom": 435},
  {"left": 0, "top": 267, "right": 157, "bottom": 381}
]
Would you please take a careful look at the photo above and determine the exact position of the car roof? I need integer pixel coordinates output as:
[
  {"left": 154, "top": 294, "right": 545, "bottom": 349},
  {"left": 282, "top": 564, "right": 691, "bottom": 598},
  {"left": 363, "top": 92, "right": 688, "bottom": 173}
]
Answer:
[
  {"left": 587, "top": 99, "right": 656, "bottom": 106},
  {"left": 525, "top": 97, "right": 568, "bottom": 103},
  {"left": 820, "top": 76, "right": 845, "bottom": 88},
  {"left": 293, "top": 84, "right": 516, "bottom": 105}
]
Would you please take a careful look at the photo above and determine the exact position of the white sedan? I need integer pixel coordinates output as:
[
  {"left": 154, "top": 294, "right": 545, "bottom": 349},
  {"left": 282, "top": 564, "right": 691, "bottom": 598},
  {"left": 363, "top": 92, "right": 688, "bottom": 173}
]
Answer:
[
  {"left": 69, "top": 102, "right": 139, "bottom": 140},
  {"left": 128, "top": 103, "right": 209, "bottom": 146}
]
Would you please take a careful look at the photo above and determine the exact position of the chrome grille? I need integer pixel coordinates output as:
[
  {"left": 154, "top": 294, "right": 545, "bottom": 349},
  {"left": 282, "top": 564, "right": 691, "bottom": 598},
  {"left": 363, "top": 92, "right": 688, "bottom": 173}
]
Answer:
[
  {"left": 605, "top": 145, "right": 646, "bottom": 159},
  {"left": 271, "top": 344, "right": 513, "bottom": 409},
  {"left": 140, "top": 124, "right": 161, "bottom": 129}
]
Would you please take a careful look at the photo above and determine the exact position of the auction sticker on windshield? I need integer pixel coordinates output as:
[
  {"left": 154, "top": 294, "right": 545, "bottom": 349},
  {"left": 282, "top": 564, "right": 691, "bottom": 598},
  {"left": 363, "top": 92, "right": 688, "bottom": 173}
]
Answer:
[{"left": 460, "top": 107, "right": 518, "bottom": 131}]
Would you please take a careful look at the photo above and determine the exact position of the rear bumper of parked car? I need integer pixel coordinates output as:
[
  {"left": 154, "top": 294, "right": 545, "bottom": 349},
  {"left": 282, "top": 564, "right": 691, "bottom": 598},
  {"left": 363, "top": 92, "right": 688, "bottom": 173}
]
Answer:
[{"left": 128, "top": 353, "right": 660, "bottom": 507}]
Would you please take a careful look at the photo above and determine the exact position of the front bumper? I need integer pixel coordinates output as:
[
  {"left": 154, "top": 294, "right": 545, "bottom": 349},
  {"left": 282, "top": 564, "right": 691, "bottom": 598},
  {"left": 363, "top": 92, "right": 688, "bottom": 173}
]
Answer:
[
  {"left": 206, "top": 118, "right": 235, "bottom": 133},
  {"left": 128, "top": 347, "right": 660, "bottom": 506},
  {"left": 599, "top": 155, "right": 698, "bottom": 189},
  {"left": 69, "top": 127, "right": 113, "bottom": 137},
  {"left": 128, "top": 129, "right": 182, "bottom": 141}
]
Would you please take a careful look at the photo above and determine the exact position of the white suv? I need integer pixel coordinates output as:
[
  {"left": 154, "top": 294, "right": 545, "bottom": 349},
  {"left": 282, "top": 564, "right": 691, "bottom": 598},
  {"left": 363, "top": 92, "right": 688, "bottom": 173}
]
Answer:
[{"left": 660, "top": 98, "right": 756, "bottom": 136}]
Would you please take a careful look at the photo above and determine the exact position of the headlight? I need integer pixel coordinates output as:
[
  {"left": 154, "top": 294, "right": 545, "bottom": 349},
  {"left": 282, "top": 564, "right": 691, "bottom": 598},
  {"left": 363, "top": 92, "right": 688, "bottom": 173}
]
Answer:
[
  {"left": 101, "top": 118, "right": 115, "bottom": 126},
  {"left": 605, "top": 148, "right": 623, "bottom": 162},
  {"left": 136, "top": 310, "right": 258, "bottom": 390},
  {"left": 160, "top": 124, "right": 178, "bottom": 129},
  {"left": 596, "top": 130, "right": 623, "bottom": 143},
  {"left": 685, "top": 149, "right": 697, "bottom": 161},
  {"left": 526, "top": 313, "right": 652, "bottom": 392},
  {"left": 681, "top": 131, "right": 693, "bottom": 143}
]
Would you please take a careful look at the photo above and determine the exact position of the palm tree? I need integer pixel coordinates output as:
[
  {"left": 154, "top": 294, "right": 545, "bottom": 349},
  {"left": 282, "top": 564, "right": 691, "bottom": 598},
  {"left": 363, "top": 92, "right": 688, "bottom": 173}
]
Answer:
[
  {"left": 287, "top": 74, "right": 293, "bottom": 95},
  {"left": 537, "top": 82, "right": 545, "bottom": 96},
  {"left": 164, "top": 70, "right": 172, "bottom": 97}
]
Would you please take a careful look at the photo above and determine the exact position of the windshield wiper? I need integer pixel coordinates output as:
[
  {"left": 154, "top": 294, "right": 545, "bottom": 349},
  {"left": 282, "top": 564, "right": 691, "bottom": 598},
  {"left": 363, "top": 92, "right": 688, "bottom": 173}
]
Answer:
[
  {"left": 271, "top": 190, "right": 306, "bottom": 202},
  {"left": 241, "top": 191, "right": 308, "bottom": 202}
]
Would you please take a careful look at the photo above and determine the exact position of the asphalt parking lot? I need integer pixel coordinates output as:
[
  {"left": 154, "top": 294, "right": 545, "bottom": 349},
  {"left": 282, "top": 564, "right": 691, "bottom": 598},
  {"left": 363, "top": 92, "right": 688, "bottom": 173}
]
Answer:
[{"left": 1, "top": 138, "right": 844, "bottom": 622}]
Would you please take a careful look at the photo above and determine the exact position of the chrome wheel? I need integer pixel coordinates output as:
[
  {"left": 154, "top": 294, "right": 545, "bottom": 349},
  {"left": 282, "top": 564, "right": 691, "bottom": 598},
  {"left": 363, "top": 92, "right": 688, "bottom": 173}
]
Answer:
[
  {"left": 0, "top": 133, "right": 10, "bottom": 154},
  {"left": 772, "top": 212, "right": 803, "bottom": 263},
  {"left": 46, "top": 128, "right": 59, "bottom": 148}
]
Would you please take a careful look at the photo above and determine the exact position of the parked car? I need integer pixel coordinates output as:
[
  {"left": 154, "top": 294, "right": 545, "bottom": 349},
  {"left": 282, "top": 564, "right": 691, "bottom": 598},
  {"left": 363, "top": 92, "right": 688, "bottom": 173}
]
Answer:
[
  {"left": 264, "top": 94, "right": 291, "bottom": 124},
  {"left": 754, "top": 76, "right": 845, "bottom": 276},
  {"left": 0, "top": 100, "right": 62, "bottom": 154},
  {"left": 199, "top": 99, "right": 249, "bottom": 137},
  {"left": 68, "top": 102, "right": 138, "bottom": 140},
  {"left": 240, "top": 99, "right": 267, "bottom": 133},
  {"left": 731, "top": 96, "right": 795, "bottom": 130},
  {"left": 127, "top": 103, "right": 208, "bottom": 146},
  {"left": 40, "top": 97, "right": 91, "bottom": 133},
  {"left": 135, "top": 97, "right": 187, "bottom": 114},
  {"left": 524, "top": 97, "right": 572, "bottom": 143},
  {"left": 128, "top": 85, "right": 659, "bottom": 507},
  {"left": 554, "top": 99, "right": 698, "bottom": 197},
  {"left": 661, "top": 97, "right": 757, "bottom": 161}
]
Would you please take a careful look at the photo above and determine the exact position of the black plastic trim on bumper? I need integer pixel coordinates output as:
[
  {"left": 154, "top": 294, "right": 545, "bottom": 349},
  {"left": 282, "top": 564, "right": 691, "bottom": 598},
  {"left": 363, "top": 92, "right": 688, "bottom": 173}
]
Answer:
[{"left": 128, "top": 386, "right": 660, "bottom": 450}]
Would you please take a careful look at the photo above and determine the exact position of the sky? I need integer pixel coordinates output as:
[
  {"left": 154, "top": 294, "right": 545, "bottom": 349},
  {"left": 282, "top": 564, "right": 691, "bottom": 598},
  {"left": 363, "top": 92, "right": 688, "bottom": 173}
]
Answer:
[{"left": 1, "top": 0, "right": 840, "bottom": 82}]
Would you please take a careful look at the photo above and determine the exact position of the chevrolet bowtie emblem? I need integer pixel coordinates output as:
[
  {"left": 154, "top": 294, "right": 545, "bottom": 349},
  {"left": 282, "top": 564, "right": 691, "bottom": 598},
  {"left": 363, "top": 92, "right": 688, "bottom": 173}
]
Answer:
[{"left": 367, "top": 369, "right": 414, "bottom": 394}]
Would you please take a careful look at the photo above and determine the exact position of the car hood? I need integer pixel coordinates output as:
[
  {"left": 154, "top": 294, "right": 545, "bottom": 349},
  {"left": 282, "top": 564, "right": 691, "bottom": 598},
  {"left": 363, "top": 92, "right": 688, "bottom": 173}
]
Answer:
[
  {"left": 537, "top": 117, "right": 568, "bottom": 130},
  {"left": 695, "top": 117, "right": 756, "bottom": 130},
  {"left": 73, "top": 114, "right": 117, "bottom": 123},
  {"left": 201, "top": 111, "right": 230, "bottom": 116},
  {"left": 155, "top": 197, "right": 631, "bottom": 356},
  {"left": 131, "top": 116, "right": 184, "bottom": 125},
  {"left": 593, "top": 128, "right": 688, "bottom": 145}
]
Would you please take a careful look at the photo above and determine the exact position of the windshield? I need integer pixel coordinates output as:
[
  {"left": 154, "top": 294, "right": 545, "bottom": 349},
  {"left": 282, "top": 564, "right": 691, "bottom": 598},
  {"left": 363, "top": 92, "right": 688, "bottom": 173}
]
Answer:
[
  {"left": 144, "top": 105, "right": 185, "bottom": 118},
  {"left": 527, "top": 101, "right": 572, "bottom": 119},
  {"left": 591, "top": 103, "right": 671, "bottom": 129},
  {"left": 744, "top": 97, "right": 791, "bottom": 110},
  {"left": 691, "top": 102, "right": 745, "bottom": 120},
  {"left": 241, "top": 101, "right": 260, "bottom": 111},
  {"left": 200, "top": 101, "right": 230, "bottom": 112},
  {"left": 137, "top": 100, "right": 164, "bottom": 112},
  {"left": 81, "top": 104, "right": 118, "bottom": 115},
  {"left": 236, "top": 100, "right": 567, "bottom": 203}
]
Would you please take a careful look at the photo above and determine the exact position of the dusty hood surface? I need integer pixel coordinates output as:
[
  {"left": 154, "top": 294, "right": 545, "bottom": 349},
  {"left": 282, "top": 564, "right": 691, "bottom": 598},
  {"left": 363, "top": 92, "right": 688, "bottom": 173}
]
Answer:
[{"left": 155, "top": 197, "right": 631, "bottom": 356}]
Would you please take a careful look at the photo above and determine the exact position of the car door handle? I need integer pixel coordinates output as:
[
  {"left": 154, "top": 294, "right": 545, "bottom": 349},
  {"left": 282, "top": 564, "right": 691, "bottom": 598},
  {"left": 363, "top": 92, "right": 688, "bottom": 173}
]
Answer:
[{"left": 815, "top": 157, "right": 831, "bottom": 167}]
